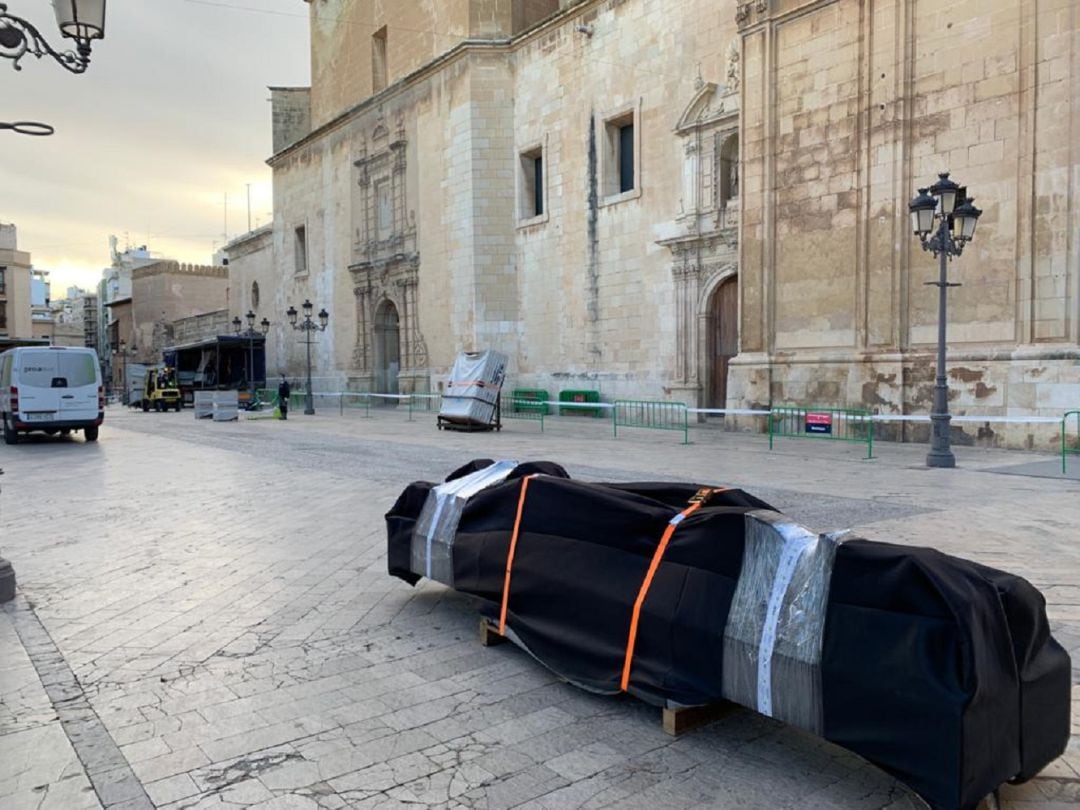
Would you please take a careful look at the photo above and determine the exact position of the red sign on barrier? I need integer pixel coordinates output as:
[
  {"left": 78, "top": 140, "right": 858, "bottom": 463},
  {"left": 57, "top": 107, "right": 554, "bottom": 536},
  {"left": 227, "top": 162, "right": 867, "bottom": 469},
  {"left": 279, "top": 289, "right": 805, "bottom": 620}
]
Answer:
[{"left": 806, "top": 412, "right": 833, "bottom": 435}]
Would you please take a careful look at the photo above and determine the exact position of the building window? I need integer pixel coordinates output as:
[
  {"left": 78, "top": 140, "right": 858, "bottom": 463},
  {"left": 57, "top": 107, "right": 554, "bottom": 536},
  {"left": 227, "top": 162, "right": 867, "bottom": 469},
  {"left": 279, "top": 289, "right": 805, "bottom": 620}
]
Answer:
[
  {"left": 294, "top": 226, "right": 308, "bottom": 275},
  {"left": 372, "top": 26, "right": 388, "bottom": 93},
  {"left": 618, "top": 123, "right": 634, "bottom": 192},
  {"left": 375, "top": 180, "right": 393, "bottom": 239},
  {"left": 519, "top": 146, "right": 545, "bottom": 221},
  {"left": 251, "top": 281, "right": 260, "bottom": 311},
  {"left": 603, "top": 110, "right": 638, "bottom": 200},
  {"left": 0, "top": 266, "right": 5, "bottom": 296},
  {"left": 719, "top": 133, "right": 739, "bottom": 207},
  {"left": 0, "top": 305, "right": 6, "bottom": 332}
]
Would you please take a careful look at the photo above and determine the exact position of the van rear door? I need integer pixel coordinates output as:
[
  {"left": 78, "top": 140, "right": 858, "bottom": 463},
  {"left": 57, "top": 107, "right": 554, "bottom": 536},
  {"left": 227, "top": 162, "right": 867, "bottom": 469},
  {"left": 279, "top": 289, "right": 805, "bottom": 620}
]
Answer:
[
  {"left": 14, "top": 350, "right": 60, "bottom": 421},
  {"left": 57, "top": 352, "right": 99, "bottom": 421}
]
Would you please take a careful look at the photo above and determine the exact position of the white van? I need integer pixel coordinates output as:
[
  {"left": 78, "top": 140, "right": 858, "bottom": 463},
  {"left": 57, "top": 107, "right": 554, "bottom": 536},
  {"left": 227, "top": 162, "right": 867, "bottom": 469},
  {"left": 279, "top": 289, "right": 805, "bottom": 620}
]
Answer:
[{"left": 0, "top": 346, "right": 104, "bottom": 444}]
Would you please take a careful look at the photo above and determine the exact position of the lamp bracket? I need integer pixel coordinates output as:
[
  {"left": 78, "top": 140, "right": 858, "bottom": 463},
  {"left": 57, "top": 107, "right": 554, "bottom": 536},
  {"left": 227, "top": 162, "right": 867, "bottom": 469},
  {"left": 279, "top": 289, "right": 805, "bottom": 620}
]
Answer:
[{"left": 0, "top": 3, "right": 90, "bottom": 73}]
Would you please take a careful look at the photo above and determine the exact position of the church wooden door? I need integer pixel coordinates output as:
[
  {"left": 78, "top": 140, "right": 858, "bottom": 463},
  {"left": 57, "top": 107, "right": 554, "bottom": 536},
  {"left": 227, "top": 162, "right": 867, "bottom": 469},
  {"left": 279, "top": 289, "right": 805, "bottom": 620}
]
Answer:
[{"left": 709, "top": 278, "right": 738, "bottom": 410}]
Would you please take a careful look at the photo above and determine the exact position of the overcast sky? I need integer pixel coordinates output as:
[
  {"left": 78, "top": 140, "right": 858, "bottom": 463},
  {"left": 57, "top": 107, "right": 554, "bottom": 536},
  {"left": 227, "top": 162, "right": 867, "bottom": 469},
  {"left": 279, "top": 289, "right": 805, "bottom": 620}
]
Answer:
[{"left": 1, "top": 0, "right": 310, "bottom": 295}]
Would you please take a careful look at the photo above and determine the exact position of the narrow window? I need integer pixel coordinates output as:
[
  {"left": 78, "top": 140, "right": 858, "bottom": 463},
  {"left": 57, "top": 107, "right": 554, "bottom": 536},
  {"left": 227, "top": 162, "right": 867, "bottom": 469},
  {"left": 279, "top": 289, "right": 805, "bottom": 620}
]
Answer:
[
  {"left": 520, "top": 147, "right": 544, "bottom": 219},
  {"left": 0, "top": 266, "right": 6, "bottom": 296},
  {"left": 372, "top": 26, "right": 388, "bottom": 93},
  {"left": 603, "top": 111, "right": 637, "bottom": 198},
  {"left": 294, "top": 226, "right": 307, "bottom": 275},
  {"left": 618, "top": 122, "right": 634, "bottom": 193},
  {"left": 719, "top": 133, "right": 739, "bottom": 207},
  {"left": 251, "top": 281, "right": 260, "bottom": 311},
  {"left": 533, "top": 154, "right": 544, "bottom": 216},
  {"left": 376, "top": 180, "right": 393, "bottom": 238}
]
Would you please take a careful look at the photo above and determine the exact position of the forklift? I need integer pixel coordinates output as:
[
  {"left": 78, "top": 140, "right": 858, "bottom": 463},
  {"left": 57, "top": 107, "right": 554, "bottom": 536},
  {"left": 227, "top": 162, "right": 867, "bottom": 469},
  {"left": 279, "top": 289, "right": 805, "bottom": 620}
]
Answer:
[{"left": 133, "top": 367, "right": 183, "bottom": 412}]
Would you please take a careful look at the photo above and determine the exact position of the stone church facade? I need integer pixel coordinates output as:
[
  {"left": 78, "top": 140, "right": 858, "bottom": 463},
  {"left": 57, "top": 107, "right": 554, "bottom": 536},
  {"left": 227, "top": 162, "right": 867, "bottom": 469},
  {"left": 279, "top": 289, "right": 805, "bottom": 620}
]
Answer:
[{"left": 246, "top": 0, "right": 1079, "bottom": 447}]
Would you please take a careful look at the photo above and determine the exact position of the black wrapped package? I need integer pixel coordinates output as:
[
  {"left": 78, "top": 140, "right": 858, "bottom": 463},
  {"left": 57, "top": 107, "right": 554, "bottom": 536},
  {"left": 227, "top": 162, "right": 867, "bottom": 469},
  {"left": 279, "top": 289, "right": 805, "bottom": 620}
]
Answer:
[{"left": 385, "top": 461, "right": 1071, "bottom": 810}]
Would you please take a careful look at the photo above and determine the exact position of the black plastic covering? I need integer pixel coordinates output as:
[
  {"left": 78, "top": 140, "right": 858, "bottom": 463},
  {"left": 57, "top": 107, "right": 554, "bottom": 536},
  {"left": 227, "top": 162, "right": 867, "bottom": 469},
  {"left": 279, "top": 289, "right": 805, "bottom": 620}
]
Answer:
[{"left": 385, "top": 461, "right": 1071, "bottom": 810}]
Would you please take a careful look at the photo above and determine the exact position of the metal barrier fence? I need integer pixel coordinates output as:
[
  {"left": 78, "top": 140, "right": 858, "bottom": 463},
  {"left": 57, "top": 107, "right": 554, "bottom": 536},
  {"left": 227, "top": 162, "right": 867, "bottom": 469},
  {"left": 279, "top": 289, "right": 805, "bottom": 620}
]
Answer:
[
  {"left": 613, "top": 400, "right": 689, "bottom": 444},
  {"left": 408, "top": 393, "right": 441, "bottom": 420},
  {"left": 501, "top": 395, "right": 545, "bottom": 431},
  {"left": 1063, "top": 410, "right": 1080, "bottom": 474},
  {"left": 768, "top": 405, "right": 873, "bottom": 459}
]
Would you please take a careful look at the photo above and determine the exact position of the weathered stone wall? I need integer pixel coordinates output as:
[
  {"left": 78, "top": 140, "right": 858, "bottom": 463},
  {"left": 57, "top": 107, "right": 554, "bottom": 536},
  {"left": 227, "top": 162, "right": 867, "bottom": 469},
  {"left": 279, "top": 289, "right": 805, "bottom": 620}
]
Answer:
[
  {"left": 131, "top": 263, "right": 229, "bottom": 364},
  {"left": 733, "top": 0, "right": 1080, "bottom": 448},
  {"left": 506, "top": 0, "right": 739, "bottom": 400},
  {"left": 307, "top": 0, "right": 474, "bottom": 128},
  {"left": 224, "top": 226, "right": 278, "bottom": 370},
  {"left": 172, "top": 310, "right": 230, "bottom": 346},
  {"left": 275, "top": 0, "right": 1078, "bottom": 447},
  {"left": 270, "top": 88, "right": 312, "bottom": 154}
]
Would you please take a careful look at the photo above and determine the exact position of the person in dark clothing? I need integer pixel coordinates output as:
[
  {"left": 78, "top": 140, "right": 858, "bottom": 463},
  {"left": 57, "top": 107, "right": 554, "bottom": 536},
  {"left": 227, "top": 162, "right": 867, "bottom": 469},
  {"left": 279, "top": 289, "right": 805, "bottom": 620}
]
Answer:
[{"left": 278, "top": 376, "right": 291, "bottom": 420}]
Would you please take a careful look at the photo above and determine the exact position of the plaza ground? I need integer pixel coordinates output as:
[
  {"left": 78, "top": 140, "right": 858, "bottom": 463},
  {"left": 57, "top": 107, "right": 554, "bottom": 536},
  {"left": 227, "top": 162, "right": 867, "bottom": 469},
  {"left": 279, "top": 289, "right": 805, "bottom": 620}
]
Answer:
[{"left": 1, "top": 405, "right": 1078, "bottom": 809}]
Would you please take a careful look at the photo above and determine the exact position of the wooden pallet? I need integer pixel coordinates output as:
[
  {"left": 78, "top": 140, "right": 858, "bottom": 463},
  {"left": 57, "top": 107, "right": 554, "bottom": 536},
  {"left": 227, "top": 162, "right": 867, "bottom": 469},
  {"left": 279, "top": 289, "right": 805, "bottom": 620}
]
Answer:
[{"left": 478, "top": 618, "right": 731, "bottom": 736}]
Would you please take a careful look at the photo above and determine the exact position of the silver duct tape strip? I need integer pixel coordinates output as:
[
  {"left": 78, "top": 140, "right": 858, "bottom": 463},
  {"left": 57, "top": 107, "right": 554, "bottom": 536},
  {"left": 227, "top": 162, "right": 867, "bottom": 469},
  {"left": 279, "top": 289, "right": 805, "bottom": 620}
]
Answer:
[
  {"left": 410, "top": 460, "right": 519, "bottom": 586},
  {"left": 721, "top": 510, "right": 846, "bottom": 735}
]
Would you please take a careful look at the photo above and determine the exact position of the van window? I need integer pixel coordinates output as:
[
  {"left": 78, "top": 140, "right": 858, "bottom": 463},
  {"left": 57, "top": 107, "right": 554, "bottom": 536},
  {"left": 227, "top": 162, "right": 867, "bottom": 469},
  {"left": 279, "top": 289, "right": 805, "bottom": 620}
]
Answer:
[
  {"left": 0, "top": 356, "right": 10, "bottom": 387},
  {"left": 58, "top": 353, "right": 97, "bottom": 387},
  {"left": 17, "top": 351, "right": 58, "bottom": 387}
]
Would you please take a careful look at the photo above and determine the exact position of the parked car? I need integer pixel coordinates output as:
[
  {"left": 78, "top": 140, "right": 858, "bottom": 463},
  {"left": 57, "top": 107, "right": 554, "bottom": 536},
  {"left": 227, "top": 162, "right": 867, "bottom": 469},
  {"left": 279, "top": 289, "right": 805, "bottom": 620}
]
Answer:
[{"left": 0, "top": 346, "right": 104, "bottom": 444}]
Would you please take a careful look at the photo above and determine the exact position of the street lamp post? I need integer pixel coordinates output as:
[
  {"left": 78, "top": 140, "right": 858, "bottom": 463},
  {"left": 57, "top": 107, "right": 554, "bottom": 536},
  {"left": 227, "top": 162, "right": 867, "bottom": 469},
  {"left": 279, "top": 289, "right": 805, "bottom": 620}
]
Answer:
[
  {"left": 112, "top": 338, "right": 130, "bottom": 405},
  {"left": 286, "top": 300, "right": 329, "bottom": 416},
  {"left": 232, "top": 310, "right": 271, "bottom": 396},
  {"left": 908, "top": 172, "right": 983, "bottom": 469}
]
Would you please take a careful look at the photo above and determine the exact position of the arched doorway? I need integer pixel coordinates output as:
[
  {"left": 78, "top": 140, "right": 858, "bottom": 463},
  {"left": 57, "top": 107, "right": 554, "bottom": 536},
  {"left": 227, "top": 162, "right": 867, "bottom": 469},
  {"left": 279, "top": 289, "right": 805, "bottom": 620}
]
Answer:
[
  {"left": 707, "top": 277, "right": 738, "bottom": 411},
  {"left": 373, "top": 300, "right": 400, "bottom": 395}
]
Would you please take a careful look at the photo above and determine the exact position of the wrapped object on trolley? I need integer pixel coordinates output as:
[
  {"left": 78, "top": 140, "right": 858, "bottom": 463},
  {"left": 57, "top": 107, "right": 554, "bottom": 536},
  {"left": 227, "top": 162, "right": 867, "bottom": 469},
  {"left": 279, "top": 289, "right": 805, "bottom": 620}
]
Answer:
[
  {"left": 438, "top": 350, "right": 507, "bottom": 426},
  {"left": 385, "top": 460, "right": 1071, "bottom": 810}
]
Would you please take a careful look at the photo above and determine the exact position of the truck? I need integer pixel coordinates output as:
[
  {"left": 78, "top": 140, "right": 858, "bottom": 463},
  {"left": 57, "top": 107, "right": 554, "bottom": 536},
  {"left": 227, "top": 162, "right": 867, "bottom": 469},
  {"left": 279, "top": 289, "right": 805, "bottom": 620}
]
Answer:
[{"left": 164, "top": 334, "right": 266, "bottom": 408}]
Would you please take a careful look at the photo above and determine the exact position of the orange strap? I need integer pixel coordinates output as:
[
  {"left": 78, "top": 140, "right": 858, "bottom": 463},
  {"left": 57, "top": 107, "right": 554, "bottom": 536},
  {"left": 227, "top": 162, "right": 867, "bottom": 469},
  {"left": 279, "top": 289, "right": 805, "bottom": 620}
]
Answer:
[
  {"left": 620, "top": 487, "right": 727, "bottom": 692},
  {"left": 448, "top": 380, "right": 489, "bottom": 388},
  {"left": 499, "top": 474, "right": 539, "bottom": 634}
]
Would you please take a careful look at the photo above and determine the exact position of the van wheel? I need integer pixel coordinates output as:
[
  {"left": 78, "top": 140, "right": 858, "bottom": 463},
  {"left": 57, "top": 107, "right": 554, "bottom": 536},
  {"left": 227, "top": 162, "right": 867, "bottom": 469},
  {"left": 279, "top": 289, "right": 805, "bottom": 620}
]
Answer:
[
  {"left": 175, "top": 402, "right": 182, "bottom": 412},
  {"left": 142, "top": 401, "right": 149, "bottom": 412},
  {"left": 2, "top": 415, "right": 18, "bottom": 445},
  {"left": 84, "top": 426, "right": 99, "bottom": 442}
]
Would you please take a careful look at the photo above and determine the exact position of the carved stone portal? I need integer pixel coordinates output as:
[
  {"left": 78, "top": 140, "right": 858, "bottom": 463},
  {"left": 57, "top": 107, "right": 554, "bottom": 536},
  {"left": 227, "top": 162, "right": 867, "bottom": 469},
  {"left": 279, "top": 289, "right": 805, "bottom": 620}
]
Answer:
[
  {"left": 348, "top": 119, "right": 429, "bottom": 394},
  {"left": 658, "top": 75, "right": 741, "bottom": 411}
]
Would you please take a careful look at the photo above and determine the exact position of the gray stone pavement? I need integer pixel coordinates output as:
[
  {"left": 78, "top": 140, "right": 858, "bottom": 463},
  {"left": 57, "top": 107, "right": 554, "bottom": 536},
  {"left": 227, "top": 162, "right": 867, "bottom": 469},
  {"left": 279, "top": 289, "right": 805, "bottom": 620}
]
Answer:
[{"left": 0, "top": 404, "right": 1078, "bottom": 809}]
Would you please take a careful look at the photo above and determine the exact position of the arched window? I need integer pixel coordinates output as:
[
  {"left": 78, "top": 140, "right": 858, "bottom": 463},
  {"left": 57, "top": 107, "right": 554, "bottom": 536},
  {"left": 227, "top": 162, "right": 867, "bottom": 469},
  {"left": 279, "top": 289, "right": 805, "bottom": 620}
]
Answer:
[{"left": 251, "top": 281, "right": 260, "bottom": 311}]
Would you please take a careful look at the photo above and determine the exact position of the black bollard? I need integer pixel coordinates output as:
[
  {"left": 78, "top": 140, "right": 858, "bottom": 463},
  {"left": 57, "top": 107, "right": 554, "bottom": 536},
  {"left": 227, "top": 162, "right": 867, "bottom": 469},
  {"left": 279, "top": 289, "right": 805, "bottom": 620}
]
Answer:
[{"left": 0, "top": 469, "right": 12, "bottom": 603}]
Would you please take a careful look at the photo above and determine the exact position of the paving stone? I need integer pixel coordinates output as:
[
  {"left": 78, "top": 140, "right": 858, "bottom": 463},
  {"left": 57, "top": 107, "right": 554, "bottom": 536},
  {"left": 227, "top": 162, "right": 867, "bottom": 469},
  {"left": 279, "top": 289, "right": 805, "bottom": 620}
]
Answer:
[{"left": 2, "top": 408, "right": 1078, "bottom": 809}]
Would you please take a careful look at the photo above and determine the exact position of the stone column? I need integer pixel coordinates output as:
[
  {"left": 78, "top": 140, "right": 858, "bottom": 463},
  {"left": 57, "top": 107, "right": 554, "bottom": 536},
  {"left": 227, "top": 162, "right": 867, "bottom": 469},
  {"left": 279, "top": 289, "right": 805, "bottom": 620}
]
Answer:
[{"left": 670, "top": 250, "right": 703, "bottom": 409}]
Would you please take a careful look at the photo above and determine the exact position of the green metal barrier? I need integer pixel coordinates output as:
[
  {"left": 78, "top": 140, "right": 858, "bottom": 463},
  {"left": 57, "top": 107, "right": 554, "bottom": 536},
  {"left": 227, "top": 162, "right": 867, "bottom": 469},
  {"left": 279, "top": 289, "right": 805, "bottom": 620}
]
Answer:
[
  {"left": 500, "top": 395, "right": 545, "bottom": 431},
  {"left": 341, "top": 392, "right": 371, "bottom": 417},
  {"left": 408, "top": 393, "right": 441, "bottom": 421},
  {"left": 768, "top": 405, "right": 873, "bottom": 459},
  {"left": 613, "top": 400, "right": 689, "bottom": 444},
  {"left": 510, "top": 388, "right": 550, "bottom": 415},
  {"left": 1063, "top": 410, "right": 1080, "bottom": 474},
  {"left": 559, "top": 389, "right": 603, "bottom": 417}
]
